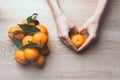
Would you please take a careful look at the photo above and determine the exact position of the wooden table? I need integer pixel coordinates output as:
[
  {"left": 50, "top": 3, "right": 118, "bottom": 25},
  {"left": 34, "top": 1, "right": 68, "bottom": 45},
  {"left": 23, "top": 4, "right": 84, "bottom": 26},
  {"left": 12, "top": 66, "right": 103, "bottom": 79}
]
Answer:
[{"left": 0, "top": 0, "right": 120, "bottom": 80}]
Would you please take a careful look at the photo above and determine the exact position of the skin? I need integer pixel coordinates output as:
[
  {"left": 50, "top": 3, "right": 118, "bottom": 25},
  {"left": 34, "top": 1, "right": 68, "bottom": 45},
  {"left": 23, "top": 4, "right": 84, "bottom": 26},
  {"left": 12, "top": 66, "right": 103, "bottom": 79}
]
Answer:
[{"left": 47, "top": 0, "right": 108, "bottom": 52}]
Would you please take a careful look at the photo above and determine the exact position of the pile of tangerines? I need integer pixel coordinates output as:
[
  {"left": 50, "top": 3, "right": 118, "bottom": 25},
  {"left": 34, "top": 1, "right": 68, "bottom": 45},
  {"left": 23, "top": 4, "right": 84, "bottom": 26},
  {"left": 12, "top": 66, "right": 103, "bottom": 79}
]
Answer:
[{"left": 8, "top": 13, "right": 50, "bottom": 67}]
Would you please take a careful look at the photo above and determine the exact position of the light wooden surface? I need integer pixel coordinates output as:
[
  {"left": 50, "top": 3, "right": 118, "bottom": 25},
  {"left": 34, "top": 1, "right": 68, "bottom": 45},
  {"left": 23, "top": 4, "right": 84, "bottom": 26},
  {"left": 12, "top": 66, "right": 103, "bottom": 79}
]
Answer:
[{"left": 0, "top": 0, "right": 120, "bottom": 80}]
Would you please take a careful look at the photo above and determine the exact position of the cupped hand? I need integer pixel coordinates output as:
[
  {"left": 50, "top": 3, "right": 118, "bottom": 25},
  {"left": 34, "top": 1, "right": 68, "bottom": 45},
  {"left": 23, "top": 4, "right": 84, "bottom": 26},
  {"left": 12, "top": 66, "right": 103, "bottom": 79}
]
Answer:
[
  {"left": 56, "top": 16, "right": 79, "bottom": 52},
  {"left": 77, "top": 16, "right": 99, "bottom": 52}
]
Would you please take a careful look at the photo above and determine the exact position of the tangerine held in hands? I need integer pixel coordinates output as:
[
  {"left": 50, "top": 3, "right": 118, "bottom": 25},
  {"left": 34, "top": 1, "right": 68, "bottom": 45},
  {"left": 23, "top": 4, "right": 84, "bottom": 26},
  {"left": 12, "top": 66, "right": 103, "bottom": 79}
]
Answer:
[{"left": 71, "top": 34, "right": 85, "bottom": 48}]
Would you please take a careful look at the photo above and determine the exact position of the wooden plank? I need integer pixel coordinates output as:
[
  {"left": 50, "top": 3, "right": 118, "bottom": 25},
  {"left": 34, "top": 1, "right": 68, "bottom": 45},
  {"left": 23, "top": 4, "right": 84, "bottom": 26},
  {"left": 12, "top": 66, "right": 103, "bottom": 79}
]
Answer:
[{"left": 0, "top": 0, "right": 120, "bottom": 80}]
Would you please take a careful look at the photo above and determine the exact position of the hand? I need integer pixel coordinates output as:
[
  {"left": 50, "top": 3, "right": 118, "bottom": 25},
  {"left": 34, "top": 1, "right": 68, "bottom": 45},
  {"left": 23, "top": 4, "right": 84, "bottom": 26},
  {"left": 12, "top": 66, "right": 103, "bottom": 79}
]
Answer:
[
  {"left": 77, "top": 16, "right": 99, "bottom": 52},
  {"left": 77, "top": 0, "right": 108, "bottom": 52},
  {"left": 56, "top": 15, "right": 78, "bottom": 52},
  {"left": 47, "top": 0, "right": 107, "bottom": 52},
  {"left": 47, "top": 0, "right": 78, "bottom": 52}
]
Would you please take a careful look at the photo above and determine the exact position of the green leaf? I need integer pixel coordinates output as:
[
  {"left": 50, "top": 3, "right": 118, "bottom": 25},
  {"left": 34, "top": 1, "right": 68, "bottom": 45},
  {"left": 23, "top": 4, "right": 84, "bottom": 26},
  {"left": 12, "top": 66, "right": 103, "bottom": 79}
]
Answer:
[
  {"left": 13, "top": 30, "right": 24, "bottom": 34},
  {"left": 43, "top": 43, "right": 48, "bottom": 49},
  {"left": 27, "top": 16, "right": 33, "bottom": 23},
  {"left": 22, "top": 42, "right": 40, "bottom": 49},
  {"left": 12, "top": 37, "right": 23, "bottom": 50},
  {"left": 32, "top": 13, "right": 38, "bottom": 19},
  {"left": 33, "top": 20, "right": 39, "bottom": 25},
  {"left": 27, "top": 13, "right": 38, "bottom": 23},
  {"left": 18, "top": 24, "right": 40, "bottom": 35},
  {"left": 8, "top": 30, "right": 23, "bottom": 34}
]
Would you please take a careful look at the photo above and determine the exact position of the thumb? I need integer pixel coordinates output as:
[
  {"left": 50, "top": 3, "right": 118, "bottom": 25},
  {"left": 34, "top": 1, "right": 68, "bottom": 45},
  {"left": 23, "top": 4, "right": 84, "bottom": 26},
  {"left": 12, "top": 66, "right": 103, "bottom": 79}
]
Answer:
[
  {"left": 79, "top": 26, "right": 86, "bottom": 33},
  {"left": 77, "top": 36, "right": 93, "bottom": 52}
]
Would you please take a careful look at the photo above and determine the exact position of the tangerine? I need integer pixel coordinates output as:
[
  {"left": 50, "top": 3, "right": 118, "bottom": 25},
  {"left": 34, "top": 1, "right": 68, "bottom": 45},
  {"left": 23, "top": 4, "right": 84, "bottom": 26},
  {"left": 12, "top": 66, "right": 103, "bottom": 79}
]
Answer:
[
  {"left": 22, "top": 35, "right": 33, "bottom": 46},
  {"left": 24, "top": 48, "right": 39, "bottom": 61},
  {"left": 36, "top": 24, "right": 48, "bottom": 34},
  {"left": 32, "top": 32, "right": 48, "bottom": 44},
  {"left": 14, "top": 49, "right": 28, "bottom": 64},
  {"left": 71, "top": 34, "right": 85, "bottom": 48},
  {"left": 8, "top": 26, "right": 25, "bottom": 40}
]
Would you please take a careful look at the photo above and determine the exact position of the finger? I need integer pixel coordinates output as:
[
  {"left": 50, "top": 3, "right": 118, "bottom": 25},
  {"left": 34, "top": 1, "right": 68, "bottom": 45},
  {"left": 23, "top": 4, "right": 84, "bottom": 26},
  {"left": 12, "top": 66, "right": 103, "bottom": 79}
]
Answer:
[
  {"left": 69, "top": 26, "right": 79, "bottom": 38},
  {"left": 63, "top": 36, "right": 78, "bottom": 51},
  {"left": 77, "top": 36, "right": 93, "bottom": 52},
  {"left": 60, "top": 36, "right": 70, "bottom": 47},
  {"left": 59, "top": 35, "right": 71, "bottom": 48},
  {"left": 73, "top": 26, "right": 79, "bottom": 33},
  {"left": 69, "top": 25, "right": 77, "bottom": 31},
  {"left": 79, "top": 26, "right": 86, "bottom": 33}
]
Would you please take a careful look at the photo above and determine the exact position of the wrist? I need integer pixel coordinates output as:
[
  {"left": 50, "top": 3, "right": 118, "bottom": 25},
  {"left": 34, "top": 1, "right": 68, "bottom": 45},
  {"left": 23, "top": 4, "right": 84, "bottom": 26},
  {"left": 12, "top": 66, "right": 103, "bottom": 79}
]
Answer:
[
  {"left": 47, "top": 0, "right": 64, "bottom": 18},
  {"left": 93, "top": 0, "right": 108, "bottom": 21},
  {"left": 91, "top": 14, "right": 101, "bottom": 22}
]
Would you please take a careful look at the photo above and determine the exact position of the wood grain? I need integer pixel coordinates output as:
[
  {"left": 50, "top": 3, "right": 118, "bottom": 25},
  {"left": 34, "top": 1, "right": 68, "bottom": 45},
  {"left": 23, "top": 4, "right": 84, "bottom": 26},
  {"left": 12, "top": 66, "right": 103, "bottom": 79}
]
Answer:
[{"left": 0, "top": 0, "right": 120, "bottom": 80}]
